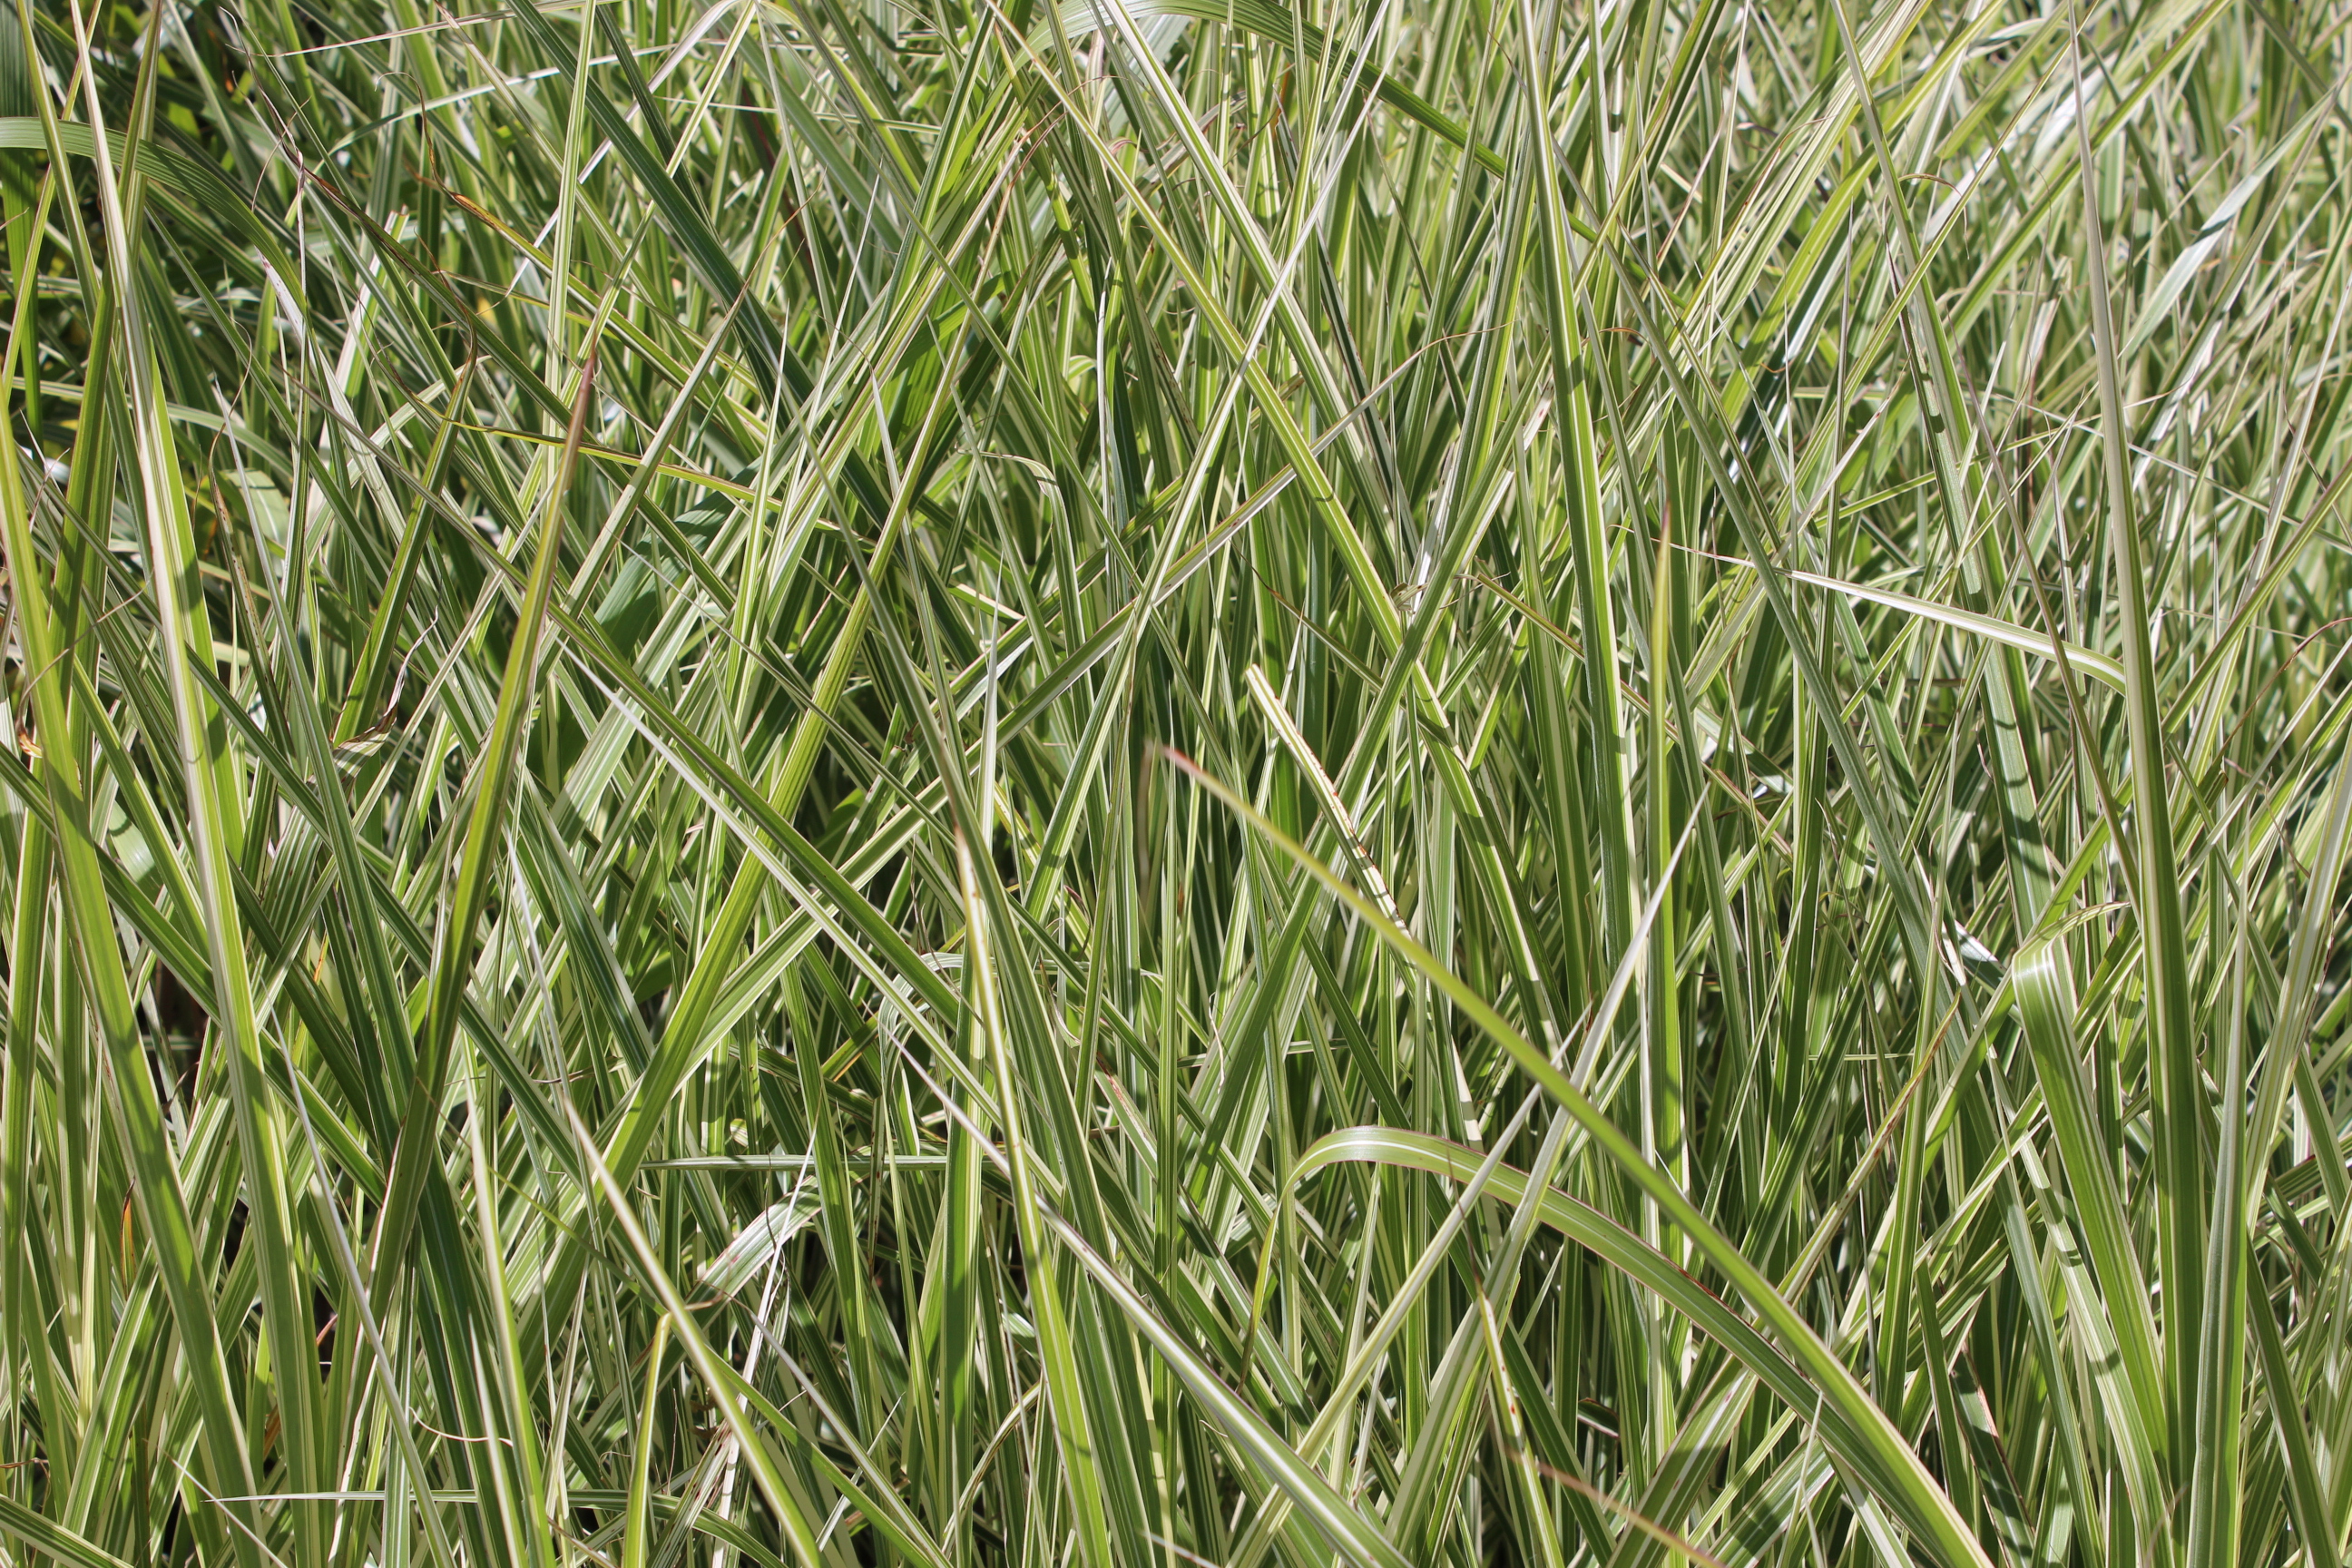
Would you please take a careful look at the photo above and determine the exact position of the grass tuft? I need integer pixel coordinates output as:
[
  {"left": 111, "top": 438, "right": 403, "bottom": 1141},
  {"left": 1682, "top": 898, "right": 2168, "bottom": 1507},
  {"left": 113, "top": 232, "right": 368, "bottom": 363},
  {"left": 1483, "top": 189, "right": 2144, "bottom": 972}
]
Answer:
[{"left": 0, "top": 0, "right": 2348, "bottom": 1563}]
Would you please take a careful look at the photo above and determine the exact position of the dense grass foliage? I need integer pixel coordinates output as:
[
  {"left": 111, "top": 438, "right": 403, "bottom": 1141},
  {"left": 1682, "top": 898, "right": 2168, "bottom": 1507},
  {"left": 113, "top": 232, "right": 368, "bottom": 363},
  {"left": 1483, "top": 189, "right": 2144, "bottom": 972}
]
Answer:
[{"left": 0, "top": 0, "right": 2347, "bottom": 1562}]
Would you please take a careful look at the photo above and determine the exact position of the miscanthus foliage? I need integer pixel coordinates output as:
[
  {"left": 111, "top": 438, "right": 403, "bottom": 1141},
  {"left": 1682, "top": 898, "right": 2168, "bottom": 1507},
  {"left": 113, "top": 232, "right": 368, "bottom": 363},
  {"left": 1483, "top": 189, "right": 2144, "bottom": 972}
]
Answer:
[{"left": 0, "top": 0, "right": 2347, "bottom": 1562}]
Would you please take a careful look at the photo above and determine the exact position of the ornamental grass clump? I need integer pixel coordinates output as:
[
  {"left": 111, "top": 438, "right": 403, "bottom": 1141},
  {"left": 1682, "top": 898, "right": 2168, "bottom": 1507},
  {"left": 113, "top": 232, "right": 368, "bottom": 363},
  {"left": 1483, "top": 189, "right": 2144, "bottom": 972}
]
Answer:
[{"left": 0, "top": 0, "right": 2347, "bottom": 1563}]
